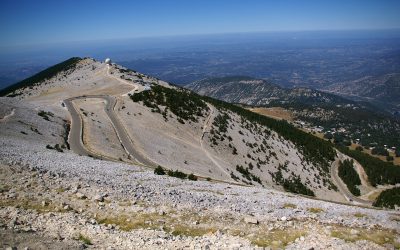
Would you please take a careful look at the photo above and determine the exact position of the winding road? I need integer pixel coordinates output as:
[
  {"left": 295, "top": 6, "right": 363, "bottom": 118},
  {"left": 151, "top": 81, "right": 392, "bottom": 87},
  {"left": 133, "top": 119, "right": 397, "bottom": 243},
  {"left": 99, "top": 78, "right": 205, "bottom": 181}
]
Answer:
[
  {"left": 330, "top": 159, "right": 373, "bottom": 206},
  {"left": 64, "top": 95, "right": 156, "bottom": 167}
]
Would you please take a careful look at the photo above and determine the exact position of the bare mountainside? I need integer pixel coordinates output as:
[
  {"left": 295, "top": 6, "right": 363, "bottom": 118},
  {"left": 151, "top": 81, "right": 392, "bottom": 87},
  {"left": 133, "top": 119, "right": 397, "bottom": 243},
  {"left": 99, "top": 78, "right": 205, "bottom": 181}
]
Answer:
[{"left": 1, "top": 58, "right": 399, "bottom": 249}]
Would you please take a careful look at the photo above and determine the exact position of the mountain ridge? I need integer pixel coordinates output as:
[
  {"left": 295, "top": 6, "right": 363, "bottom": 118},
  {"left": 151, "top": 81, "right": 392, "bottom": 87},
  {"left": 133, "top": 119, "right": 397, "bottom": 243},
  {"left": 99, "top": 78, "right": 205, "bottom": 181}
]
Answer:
[{"left": 186, "top": 75, "right": 360, "bottom": 108}]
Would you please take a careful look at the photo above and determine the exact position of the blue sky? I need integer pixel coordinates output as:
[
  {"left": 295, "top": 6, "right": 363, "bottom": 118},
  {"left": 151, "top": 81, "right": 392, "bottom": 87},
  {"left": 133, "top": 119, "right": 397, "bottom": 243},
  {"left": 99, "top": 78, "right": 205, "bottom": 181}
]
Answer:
[{"left": 1, "top": 0, "right": 399, "bottom": 47}]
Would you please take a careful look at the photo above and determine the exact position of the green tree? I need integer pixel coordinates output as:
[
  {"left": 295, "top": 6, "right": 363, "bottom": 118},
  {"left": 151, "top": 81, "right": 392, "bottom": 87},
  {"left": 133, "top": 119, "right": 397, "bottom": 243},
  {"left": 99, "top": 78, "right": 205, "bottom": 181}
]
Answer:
[
  {"left": 188, "top": 173, "right": 198, "bottom": 181},
  {"left": 154, "top": 166, "right": 165, "bottom": 175}
]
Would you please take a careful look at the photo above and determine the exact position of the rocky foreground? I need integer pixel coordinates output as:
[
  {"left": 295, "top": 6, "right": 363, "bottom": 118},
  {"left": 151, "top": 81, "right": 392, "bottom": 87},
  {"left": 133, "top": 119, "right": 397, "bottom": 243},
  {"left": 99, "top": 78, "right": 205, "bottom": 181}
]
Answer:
[{"left": 1, "top": 134, "right": 399, "bottom": 249}]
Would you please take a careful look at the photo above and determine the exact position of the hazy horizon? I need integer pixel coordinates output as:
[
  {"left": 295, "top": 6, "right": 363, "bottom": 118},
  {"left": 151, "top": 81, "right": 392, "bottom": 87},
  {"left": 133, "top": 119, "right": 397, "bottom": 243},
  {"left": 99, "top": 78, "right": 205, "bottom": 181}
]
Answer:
[{"left": 1, "top": 0, "right": 400, "bottom": 47}]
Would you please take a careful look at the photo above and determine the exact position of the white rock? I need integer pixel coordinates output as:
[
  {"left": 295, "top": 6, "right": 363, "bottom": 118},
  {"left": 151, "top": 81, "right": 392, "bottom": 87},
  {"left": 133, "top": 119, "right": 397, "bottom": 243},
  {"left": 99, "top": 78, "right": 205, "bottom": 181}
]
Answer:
[
  {"left": 76, "top": 192, "right": 87, "bottom": 199},
  {"left": 7, "top": 193, "right": 16, "bottom": 199},
  {"left": 93, "top": 194, "right": 104, "bottom": 202},
  {"left": 244, "top": 216, "right": 258, "bottom": 224}
]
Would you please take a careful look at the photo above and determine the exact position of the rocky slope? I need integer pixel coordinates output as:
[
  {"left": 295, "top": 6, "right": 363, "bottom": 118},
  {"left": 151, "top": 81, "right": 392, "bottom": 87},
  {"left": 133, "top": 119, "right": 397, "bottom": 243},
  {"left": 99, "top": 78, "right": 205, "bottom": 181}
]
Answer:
[{"left": 0, "top": 58, "right": 399, "bottom": 249}]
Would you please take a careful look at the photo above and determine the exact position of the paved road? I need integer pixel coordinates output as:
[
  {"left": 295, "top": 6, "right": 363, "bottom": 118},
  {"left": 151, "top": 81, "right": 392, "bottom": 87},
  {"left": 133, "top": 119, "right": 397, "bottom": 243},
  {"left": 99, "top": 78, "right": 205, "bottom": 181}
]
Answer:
[
  {"left": 330, "top": 159, "right": 373, "bottom": 206},
  {"left": 64, "top": 97, "right": 94, "bottom": 157},
  {"left": 64, "top": 95, "right": 156, "bottom": 167}
]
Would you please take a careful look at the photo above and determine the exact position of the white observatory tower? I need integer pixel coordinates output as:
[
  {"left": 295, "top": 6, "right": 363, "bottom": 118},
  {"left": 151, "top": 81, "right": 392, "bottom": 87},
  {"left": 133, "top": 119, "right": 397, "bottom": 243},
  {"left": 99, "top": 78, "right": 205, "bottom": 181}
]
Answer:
[{"left": 105, "top": 58, "right": 112, "bottom": 65}]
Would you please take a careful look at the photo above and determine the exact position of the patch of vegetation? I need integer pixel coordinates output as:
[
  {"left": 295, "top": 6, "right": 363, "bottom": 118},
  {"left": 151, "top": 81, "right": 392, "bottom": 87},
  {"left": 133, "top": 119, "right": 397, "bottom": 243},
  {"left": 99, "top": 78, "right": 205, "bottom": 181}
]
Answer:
[
  {"left": 271, "top": 168, "right": 315, "bottom": 196},
  {"left": 0, "top": 198, "right": 60, "bottom": 213},
  {"left": 155, "top": 166, "right": 198, "bottom": 181},
  {"left": 38, "top": 110, "right": 54, "bottom": 121},
  {"left": 167, "top": 170, "right": 188, "bottom": 179},
  {"left": 373, "top": 187, "right": 400, "bottom": 209},
  {"left": 338, "top": 146, "right": 400, "bottom": 186},
  {"left": 30, "top": 126, "right": 41, "bottom": 135},
  {"left": 98, "top": 213, "right": 161, "bottom": 231},
  {"left": 130, "top": 85, "right": 208, "bottom": 122},
  {"left": 213, "top": 113, "right": 230, "bottom": 134},
  {"left": 230, "top": 172, "right": 240, "bottom": 181},
  {"left": 283, "top": 203, "right": 297, "bottom": 209},
  {"left": 0, "top": 57, "right": 82, "bottom": 96},
  {"left": 169, "top": 225, "right": 216, "bottom": 237},
  {"left": 235, "top": 165, "right": 261, "bottom": 184},
  {"left": 371, "top": 146, "right": 389, "bottom": 156},
  {"left": 188, "top": 173, "right": 198, "bottom": 181},
  {"left": 338, "top": 159, "right": 361, "bottom": 196},
  {"left": 56, "top": 187, "right": 66, "bottom": 193},
  {"left": 62, "top": 122, "right": 70, "bottom": 150},
  {"left": 246, "top": 228, "right": 306, "bottom": 248},
  {"left": 331, "top": 226, "right": 400, "bottom": 248},
  {"left": 0, "top": 184, "right": 11, "bottom": 193},
  {"left": 46, "top": 144, "right": 64, "bottom": 152},
  {"left": 98, "top": 212, "right": 217, "bottom": 238},
  {"left": 307, "top": 207, "right": 324, "bottom": 213},
  {"left": 353, "top": 213, "right": 367, "bottom": 218},
  {"left": 78, "top": 234, "right": 92, "bottom": 245},
  {"left": 154, "top": 166, "right": 166, "bottom": 175}
]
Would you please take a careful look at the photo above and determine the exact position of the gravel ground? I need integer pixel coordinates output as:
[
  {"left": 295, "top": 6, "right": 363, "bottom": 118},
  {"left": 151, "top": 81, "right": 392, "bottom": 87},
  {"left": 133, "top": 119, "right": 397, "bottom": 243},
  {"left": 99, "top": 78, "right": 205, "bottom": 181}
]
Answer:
[{"left": 1, "top": 133, "right": 399, "bottom": 249}]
